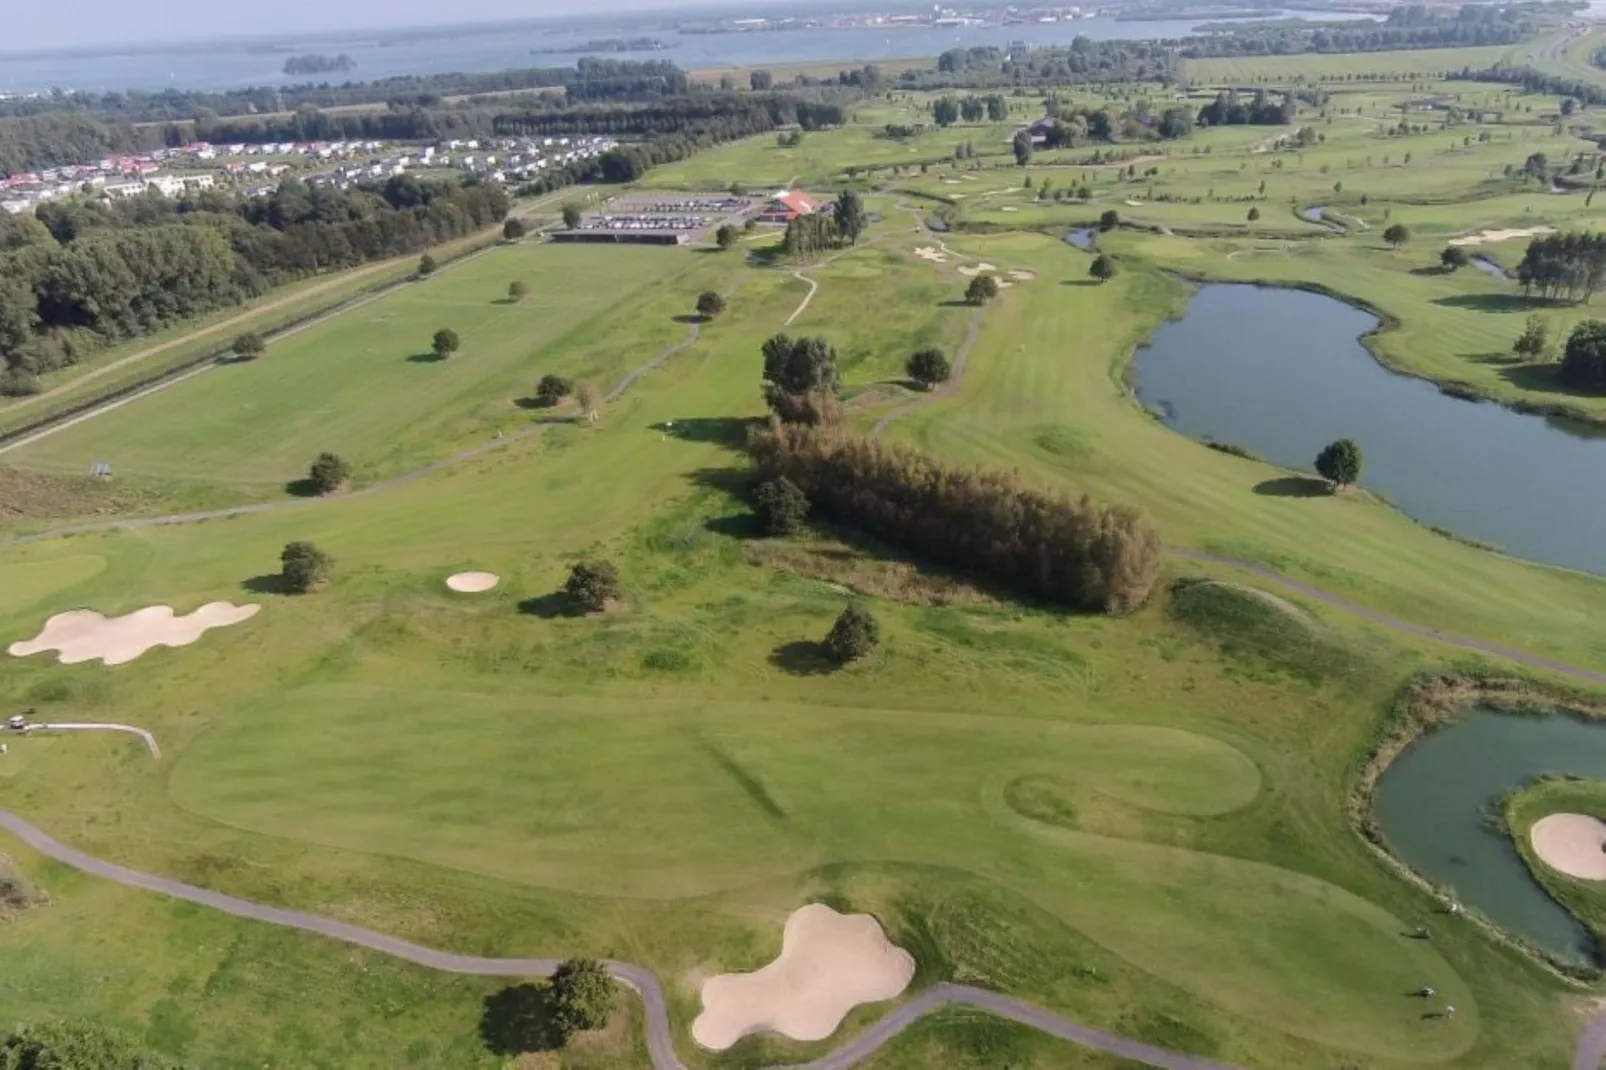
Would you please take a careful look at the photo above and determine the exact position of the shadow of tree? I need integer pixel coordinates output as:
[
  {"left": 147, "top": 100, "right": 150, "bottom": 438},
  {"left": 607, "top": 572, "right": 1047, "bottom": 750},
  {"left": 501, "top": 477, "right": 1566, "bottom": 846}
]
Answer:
[
  {"left": 1431, "top": 293, "right": 1549, "bottom": 314},
  {"left": 1253, "top": 476, "right": 1330, "bottom": 498},
  {"left": 769, "top": 640, "right": 840, "bottom": 676},
  {"left": 1496, "top": 361, "right": 1587, "bottom": 398},
  {"left": 407, "top": 351, "right": 447, "bottom": 363},
  {"left": 517, "top": 593, "right": 586, "bottom": 619},
  {"left": 283, "top": 477, "right": 322, "bottom": 498},
  {"left": 241, "top": 573, "right": 291, "bottom": 595},
  {"left": 672, "top": 313, "right": 706, "bottom": 325},
  {"left": 480, "top": 983, "right": 565, "bottom": 1056},
  {"left": 514, "top": 396, "right": 562, "bottom": 411},
  {"left": 655, "top": 417, "right": 754, "bottom": 447}
]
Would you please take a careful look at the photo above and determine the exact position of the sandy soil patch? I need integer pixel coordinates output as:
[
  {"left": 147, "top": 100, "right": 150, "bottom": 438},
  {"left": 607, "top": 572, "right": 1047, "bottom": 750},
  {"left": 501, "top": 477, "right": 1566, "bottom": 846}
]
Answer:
[
  {"left": 9, "top": 602, "right": 259, "bottom": 666},
  {"left": 692, "top": 904, "right": 915, "bottom": 1050},
  {"left": 1125, "top": 199, "right": 1145, "bottom": 207},
  {"left": 1001, "top": 206, "right": 1019, "bottom": 212},
  {"left": 1530, "top": 813, "right": 1606, "bottom": 880},
  {"left": 956, "top": 262, "right": 999, "bottom": 277},
  {"left": 942, "top": 179, "right": 960, "bottom": 185},
  {"left": 948, "top": 193, "right": 966, "bottom": 200},
  {"left": 446, "top": 571, "right": 500, "bottom": 593},
  {"left": 1449, "top": 226, "right": 1555, "bottom": 247},
  {"left": 1009, "top": 269, "right": 1037, "bottom": 281},
  {"left": 913, "top": 246, "right": 947, "bottom": 263}
]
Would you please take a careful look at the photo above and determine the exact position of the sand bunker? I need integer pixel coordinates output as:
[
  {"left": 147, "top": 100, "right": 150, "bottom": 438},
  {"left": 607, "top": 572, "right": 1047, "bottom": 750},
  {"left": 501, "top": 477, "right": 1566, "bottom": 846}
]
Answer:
[
  {"left": 956, "top": 262, "right": 998, "bottom": 277},
  {"left": 9, "top": 603, "right": 259, "bottom": 666},
  {"left": 1530, "top": 813, "right": 1606, "bottom": 880},
  {"left": 1449, "top": 226, "right": 1555, "bottom": 247},
  {"left": 692, "top": 903, "right": 915, "bottom": 1050},
  {"left": 1009, "top": 269, "right": 1037, "bottom": 281},
  {"left": 446, "top": 571, "right": 500, "bottom": 593},
  {"left": 913, "top": 246, "right": 947, "bottom": 263},
  {"left": 1001, "top": 206, "right": 1019, "bottom": 212},
  {"left": 1125, "top": 199, "right": 1145, "bottom": 207},
  {"left": 941, "top": 179, "right": 960, "bottom": 185}
]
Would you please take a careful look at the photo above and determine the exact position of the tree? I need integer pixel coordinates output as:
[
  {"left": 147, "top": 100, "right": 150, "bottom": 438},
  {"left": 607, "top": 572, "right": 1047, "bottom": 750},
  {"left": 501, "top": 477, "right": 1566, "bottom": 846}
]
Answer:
[
  {"left": 1012, "top": 130, "right": 1033, "bottom": 168},
  {"left": 834, "top": 189, "right": 867, "bottom": 245},
  {"left": 1562, "top": 319, "right": 1606, "bottom": 389},
  {"left": 576, "top": 380, "right": 602, "bottom": 423},
  {"left": 965, "top": 274, "right": 1000, "bottom": 305},
  {"left": 503, "top": 217, "right": 527, "bottom": 241},
  {"left": 906, "top": 347, "right": 951, "bottom": 389},
  {"left": 823, "top": 605, "right": 879, "bottom": 663},
  {"left": 1089, "top": 254, "right": 1117, "bottom": 284},
  {"left": 750, "top": 69, "right": 774, "bottom": 91},
  {"left": 761, "top": 334, "right": 841, "bottom": 423},
  {"left": 280, "top": 541, "right": 333, "bottom": 593},
  {"left": 932, "top": 97, "right": 959, "bottom": 127},
  {"left": 1246, "top": 206, "right": 1261, "bottom": 222},
  {"left": 1314, "top": 438, "right": 1363, "bottom": 489},
  {"left": 696, "top": 291, "right": 726, "bottom": 319},
  {"left": 1513, "top": 314, "right": 1548, "bottom": 362},
  {"left": 417, "top": 253, "right": 437, "bottom": 277},
  {"left": 536, "top": 373, "right": 572, "bottom": 405},
  {"left": 432, "top": 328, "right": 460, "bottom": 358},
  {"left": 0, "top": 1019, "right": 178, "bottom": 1070},
  {"left": 561, "top": 203, "right": 583, "bottom": 230},
  {"left": 715, "top": 223, "right": 738, "bottom": 250},
  {"left": 1383, "top": 223, "right": 1411, "bottom": 249},
  {"left": 1098, "top": 209, "right": 1120, "bottom": 232},
  {"left": 1562, "top": 96, "right": 1579, "bottom": 117},
  {"left": 550, "top": 958, "right": 618, "bottom": 1036},
  {"left": 232, "top": 332, "right": 265, "bottom": 361},
  {"left": 564, "top": 561, "right": 621, "bottom": 612},
  {"left": 508, "top": 280, "right": 529, "bottom": 302},
  {"left": 754, "top": 476, "right": 809, "bottom": 535},
  {"left": 307, "top": 452, "right": 351, "bottom": 495},
  {"left": 1440, "top": 245, "right": 1470, "bottom": 272}
]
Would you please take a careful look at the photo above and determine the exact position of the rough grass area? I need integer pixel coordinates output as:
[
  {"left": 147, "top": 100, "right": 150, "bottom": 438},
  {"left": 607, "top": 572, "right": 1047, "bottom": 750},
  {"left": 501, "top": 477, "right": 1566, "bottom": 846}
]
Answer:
[{"left": 1167, "top": 578, "right": 1360, "bottom": 683}]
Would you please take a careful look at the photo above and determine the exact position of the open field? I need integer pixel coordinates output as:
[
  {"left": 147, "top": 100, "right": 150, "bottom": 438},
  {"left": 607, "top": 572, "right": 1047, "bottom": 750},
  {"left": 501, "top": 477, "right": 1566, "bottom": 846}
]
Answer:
[{"left": 8, "top": 62, "right": 1606, "bottom": 1070}]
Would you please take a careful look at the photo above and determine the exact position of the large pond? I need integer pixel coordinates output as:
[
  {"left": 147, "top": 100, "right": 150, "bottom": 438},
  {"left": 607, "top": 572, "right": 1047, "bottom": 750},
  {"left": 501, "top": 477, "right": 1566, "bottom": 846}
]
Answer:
[
  {"left": 1373, "top": 710, "right": 1606, "bottom": 962},
  {"left": 1133, "top": 284, "right": 1606, "bottom": 576}
]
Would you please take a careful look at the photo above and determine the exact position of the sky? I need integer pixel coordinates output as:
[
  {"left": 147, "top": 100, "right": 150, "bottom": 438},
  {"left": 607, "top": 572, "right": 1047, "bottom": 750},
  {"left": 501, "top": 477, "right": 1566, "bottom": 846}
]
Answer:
[{"left": 7, "top": 0, "right": 752, "bottom": 53}]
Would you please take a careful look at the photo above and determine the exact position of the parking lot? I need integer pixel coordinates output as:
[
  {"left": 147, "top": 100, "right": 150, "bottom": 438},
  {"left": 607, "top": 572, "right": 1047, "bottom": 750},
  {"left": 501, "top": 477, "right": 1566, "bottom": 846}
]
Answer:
[{"left": 561, "top": 193, "right": 759, "bottom": 243}]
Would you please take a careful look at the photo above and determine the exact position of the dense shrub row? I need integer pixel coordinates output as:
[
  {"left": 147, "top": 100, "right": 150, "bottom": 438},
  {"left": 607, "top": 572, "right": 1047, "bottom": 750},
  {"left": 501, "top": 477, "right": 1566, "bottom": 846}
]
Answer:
[{"left": 748, "top": 421, "right": 1161, "bottom": 614}]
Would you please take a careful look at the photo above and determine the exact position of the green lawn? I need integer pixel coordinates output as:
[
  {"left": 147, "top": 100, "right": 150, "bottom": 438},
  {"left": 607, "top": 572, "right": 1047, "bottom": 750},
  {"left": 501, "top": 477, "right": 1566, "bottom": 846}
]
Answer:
[{"left": 1505, "top": 778, "right": 1606, "bottom": 951}]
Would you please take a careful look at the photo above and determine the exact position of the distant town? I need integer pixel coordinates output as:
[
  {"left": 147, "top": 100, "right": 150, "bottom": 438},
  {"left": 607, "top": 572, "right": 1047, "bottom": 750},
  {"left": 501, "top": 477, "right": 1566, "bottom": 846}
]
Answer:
[{"left": 0, "top": 134, "right": 617, "bottom": 216}]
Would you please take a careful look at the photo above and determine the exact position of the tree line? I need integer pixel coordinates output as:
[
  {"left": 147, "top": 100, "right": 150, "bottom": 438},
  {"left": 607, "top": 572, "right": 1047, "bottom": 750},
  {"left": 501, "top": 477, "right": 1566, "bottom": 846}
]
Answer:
[
  {"left": 1450, "top": 65, "right": 1606, "bottom": 109},
  {"left": 1515, "top": 231, "right": 1606, "bottom": 303},
  {"left": 748, "top": 419, "right": 1162, "bottom": 614},
  {"left": 0, "top": 174, "right": 507, "bottom": 394},
  {"left": 1197, "top": 90, "right": 1295, "bottom": 127}
]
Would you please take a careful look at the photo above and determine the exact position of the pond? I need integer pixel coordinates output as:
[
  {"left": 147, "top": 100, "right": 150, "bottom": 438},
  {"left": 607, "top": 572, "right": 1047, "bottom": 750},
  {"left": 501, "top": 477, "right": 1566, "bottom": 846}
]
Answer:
[
  {"left": 1470, "top": 255, "right": 1510, "bottom": 282},
  {"left": 1132, "top": 284, "right": 1606, "bottom": 576},
  {"left": 1064, "top": 228, "right": 1095, "bottom": 250},
  {"left": 1373, "top": 709, "right": 1606, "bottom": 962}
]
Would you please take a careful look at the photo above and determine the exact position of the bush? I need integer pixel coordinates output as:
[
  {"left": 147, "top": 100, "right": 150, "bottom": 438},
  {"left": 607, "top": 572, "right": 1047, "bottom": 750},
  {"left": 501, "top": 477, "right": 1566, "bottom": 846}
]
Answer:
[
  {"left": 0, "top": 1019, "right": 179, "bottom": 1070},
  {"left": 824, "top": 605, "right": 880, "bottom": 663},
  {"left": 508, "top": 280, "right": 530, "bottom": 302},
  {"left": 754, "top": 476, "right": 809, "bottom": 535},
  {"left": 1246, "top": 206, "right": 1260, "bottom": 222},
  {"left": 307, "top": 452, "right": 351, "bottom": 495},
  {"left": 1098, "top": 209, "right": 1120, "bottom": 231},
  {"left": 750, "top": 422, "right": 1161, "bottom": 613},
  {"left": 696, "top": 291, "right": 726, "bottom": 319},
  {"left": 564, "top": 560, "right": 620, "bottom": 612},
  {"left": 418, "top": 253, "right": 438, "bottom": 276},
  {"left": 232, "top": 332, "right": 265, "bottom": 361},
  {"left": 715, "top": 224, "right": 739, "bottom": 250},
  {"left": 1314, "top": 437, "right": 1363, "bottom": 487},
  {"left": 280, "top": 541, "right": 333, "bottom": 594},
  {"left": 1440, "top": 245, "right": 1470, "bottom": 271},
  {"left": 536, "top": 374, "right": 573, "bottom": 405},
  {"left": 550, "top": 958, "right": 618, "bottom": 1036},
  {"left": 432, "top": 328, "right": 460, "bottom": 358},
  {"left": 906, "top": 348, "right": 951, "bottom": 389},
  {"left": 1089, "top": 254, "right": 1117, "bottom": 283},
  {"left": 1383, "top": 223, "right": 1411, "bottom": 249},
  {"left": 1561, "top": 319, "right": 1606, "bottom": 391},
  {"left": 503, "top": 217, "right": 527, "bottom": 241},
  {"left": 562, "top": 203, "right": 583, "bottom": 230},
  {"left": 965, "top": 274, "right": 1000, "bottom": 305}
]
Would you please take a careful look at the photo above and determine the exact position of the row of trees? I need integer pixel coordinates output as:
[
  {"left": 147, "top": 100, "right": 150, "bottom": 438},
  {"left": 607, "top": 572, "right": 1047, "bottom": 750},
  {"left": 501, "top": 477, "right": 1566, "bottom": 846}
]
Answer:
[
  {"left": 1197, "top": 90, "right": 1295, "bottom": 127},
  {"left": 930, "top": 94, "right": 1010, "bottom": 127},
  {"left": 1515, "top": 231, "right": 1606, "bottom": 303},
  {"left": 779, "top": 190, "right": 866, "bottom": 259},
  {"left": 0, "top": 176, "right": 507, "bottom": 394},
  {"left": 748, "top": 421, "right": 1162, "bottom": 613}
]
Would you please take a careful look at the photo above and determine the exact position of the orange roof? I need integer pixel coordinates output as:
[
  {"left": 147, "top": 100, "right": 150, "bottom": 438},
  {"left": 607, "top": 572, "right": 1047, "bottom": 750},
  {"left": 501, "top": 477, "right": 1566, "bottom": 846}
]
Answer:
[{"left": 772, "top": 190, "right": 818, "bottom": 214}]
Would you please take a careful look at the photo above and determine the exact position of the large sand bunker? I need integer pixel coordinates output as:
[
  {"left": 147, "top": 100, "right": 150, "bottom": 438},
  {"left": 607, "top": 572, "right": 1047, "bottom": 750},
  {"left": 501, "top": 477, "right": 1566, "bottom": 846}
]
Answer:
[
  {"left": 9, "top": 602, "right": 259, "bottom": 666},
  {"left": 1530, "top": 813, "right": 1606, "bottom": 880},
  {"left": 913, "top": 246, "right": 947, "bottom": 263},
  {"left": 692, "top": 903, "right": 915, "bottom": 1050},
  {"left": 1449, "top": 226, "right": 1555, "bottom": 247},
  {"left": 956, "top": 262, "right": 998, "bottom": 277},
  {"left": 446, "top": 571, "right": 500, "bottom": 593}
]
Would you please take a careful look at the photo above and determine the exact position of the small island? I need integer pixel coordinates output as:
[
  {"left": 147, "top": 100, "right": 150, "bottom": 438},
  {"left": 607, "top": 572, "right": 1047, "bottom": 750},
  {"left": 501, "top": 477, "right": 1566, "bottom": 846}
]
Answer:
[
  {"left": 283, "top": 53, "right": 357, "bottom": 76},
  {"left": 531, "top": 37, "right": 671, "bottom": 54}
]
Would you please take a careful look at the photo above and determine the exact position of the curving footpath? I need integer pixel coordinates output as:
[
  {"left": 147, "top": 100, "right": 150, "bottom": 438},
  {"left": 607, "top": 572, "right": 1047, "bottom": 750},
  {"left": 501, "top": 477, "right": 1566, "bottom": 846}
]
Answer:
[
  {"left": 24, "top": 723, "right": 160, "bottom": 758},
  {"left": 0, "top": 808, "right": 1240, "bottom": 1070}
]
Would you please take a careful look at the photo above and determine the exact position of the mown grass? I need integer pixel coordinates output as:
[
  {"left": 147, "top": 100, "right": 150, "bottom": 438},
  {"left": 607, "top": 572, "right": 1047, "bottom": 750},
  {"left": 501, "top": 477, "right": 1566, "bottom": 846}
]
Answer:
[{"left": 1505, "top": 778, "right": 1606, "bottom": 952}]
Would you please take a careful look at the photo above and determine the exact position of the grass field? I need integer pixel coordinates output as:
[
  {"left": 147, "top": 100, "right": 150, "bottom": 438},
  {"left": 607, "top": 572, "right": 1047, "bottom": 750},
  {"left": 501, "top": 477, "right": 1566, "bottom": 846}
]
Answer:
[
  {"left": 1180, "top": 45, "right": 1524, "bottom": 85},
  {"left": 6, "top": 61, "right": 1606, "bottom": 1070},
  {"left": 1505, "top": 778, "right": 1606, "bottom": 952}
]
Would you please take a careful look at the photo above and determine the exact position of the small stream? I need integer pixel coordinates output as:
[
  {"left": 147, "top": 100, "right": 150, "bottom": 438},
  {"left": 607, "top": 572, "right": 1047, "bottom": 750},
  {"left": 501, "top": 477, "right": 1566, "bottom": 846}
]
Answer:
[
  {"left": 1470, "top": 255, "right": 1510, "bottom": 281},
  {"left": 1374, "top": 710, "right": 1606, "bottom": 962}
]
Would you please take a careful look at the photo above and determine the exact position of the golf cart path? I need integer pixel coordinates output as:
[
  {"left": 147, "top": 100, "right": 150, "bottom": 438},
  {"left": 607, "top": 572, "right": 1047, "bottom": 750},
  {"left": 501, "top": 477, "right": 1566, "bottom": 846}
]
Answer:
[{"left": 0, "top": 808, "right": 1239, "bottom": 1070}]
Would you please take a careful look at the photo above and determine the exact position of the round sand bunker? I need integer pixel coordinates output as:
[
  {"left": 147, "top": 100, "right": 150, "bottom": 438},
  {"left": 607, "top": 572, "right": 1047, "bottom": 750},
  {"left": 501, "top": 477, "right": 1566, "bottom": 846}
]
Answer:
[
  {"left": 692, "top": 903, "right": 915, "bottom": 1050},
  {"left": 446, "top": 571, "right": 500, "bottom": 593},
  {"left": 1530, "top": 813, "right": 1606, "bottom": 880}
]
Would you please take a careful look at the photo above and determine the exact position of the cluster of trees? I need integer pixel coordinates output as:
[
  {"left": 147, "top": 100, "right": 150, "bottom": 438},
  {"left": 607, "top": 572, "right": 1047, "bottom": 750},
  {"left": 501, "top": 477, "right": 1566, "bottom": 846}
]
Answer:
[
  {"left": 780, "top": 190, "right": 866, "bottom": 259},
  {"left": 1178, "top": 17, "right": 1530, "bottom": 59},
  {"left": 761, "top": 333, "right": 841, "bottom": 424},
  {"left": 1515, "top": 231, "right": 1606, "bottom": 302},
  {"left": 930, "top": 94, "right": 1010, "bottom": 126},
  {"left": 283, "top": 53, "right": 357, "bottom": 76},
  {"left": 918, "top": 40, "right": 1175, "bottom": 87},
  {"left": 1562, "top": 320, "right": 1606, "bottom": 390},
  {"left": 1031, "top": 102, "right": 1193, "bottom": 147},
  {"left": 748, "top": 421, "right": 1162, "bottom": 613},
  {"left": 1197, "top": 90, "right": 1295, "bottom": 127},
  {"left": 1451, "top": 66, "right": 1606, "bottom": 109},
  {"left": 0, "top": 175, "right": 507, "bottom": 394}
]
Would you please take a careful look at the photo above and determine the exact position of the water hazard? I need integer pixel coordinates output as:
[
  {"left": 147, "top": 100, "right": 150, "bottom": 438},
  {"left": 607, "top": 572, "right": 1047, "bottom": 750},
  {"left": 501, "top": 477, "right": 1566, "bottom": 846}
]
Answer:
[
  {"left": 1373, "top": 710, "right": 1606, "bottom": 961},
  {"left": 1132, "top": 283, "right": 1606, "bottom": 576}
]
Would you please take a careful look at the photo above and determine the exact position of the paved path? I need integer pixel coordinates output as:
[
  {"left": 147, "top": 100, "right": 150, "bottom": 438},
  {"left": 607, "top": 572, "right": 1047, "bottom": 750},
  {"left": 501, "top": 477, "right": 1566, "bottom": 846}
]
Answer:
[
  {"left": 24, "top": 722, "right": 160, "bottom": 758},
  {"left": 0, "top": 808, "right": 1241, "bottom": 1070},
  {"left": 1576, "top": 1014, "right": 1606, "bottom": 1070},
  {"left": 784, "top": 270, "right": 820, "bottom": 327}
]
